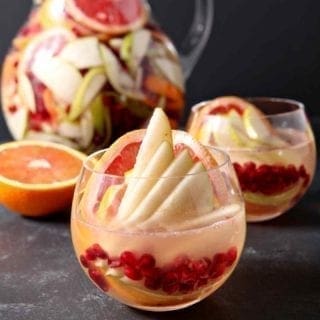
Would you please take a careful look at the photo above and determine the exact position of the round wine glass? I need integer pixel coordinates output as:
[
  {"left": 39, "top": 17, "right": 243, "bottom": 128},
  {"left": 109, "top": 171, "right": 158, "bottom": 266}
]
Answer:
[
  {"left": 187, "top": 97, "right": 316, "bottom": 222},
  {"left": 71, "top": 146, "right": 246, "bottom": 311}
]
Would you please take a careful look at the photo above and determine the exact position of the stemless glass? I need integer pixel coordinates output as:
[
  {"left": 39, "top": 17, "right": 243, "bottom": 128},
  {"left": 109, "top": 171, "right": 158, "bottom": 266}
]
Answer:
[
  {"left": 187, "top": 97, "right": 317, "bottom": 222},
  {"left": 71, "top": 147, "right": 246, "bottom": 311}
]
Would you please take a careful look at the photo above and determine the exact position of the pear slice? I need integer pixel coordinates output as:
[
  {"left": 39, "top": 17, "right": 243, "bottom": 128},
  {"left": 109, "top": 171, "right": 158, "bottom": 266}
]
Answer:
[
  {"left": 125, "top": 149, "right": 194, "bottom": 227},
  {"left": 69, "top": 67, "right": 107, "bottom": 120},
  {"left": 244, "top": 181, "right": 302, "bottom": 206},
  {"left": 164, "top": 203, "right": 240, "bottom": 231},
  {"left": 31, "top": 56, "right": 82, "bottom": 104},
  {"left": 243, "top": 106, "right": 288, "bottom": 148},
  {"left": 128, "top": 29, "right": 151, "bottom": 72},
  {"left": 116, "top": 140, "right": 174, "bottom": 221},
  {"left": 18, "top": 74, "right": 36, "bottom": 113},
  {"left": 57, "top": 120, "right": 81, "bottom": 139},
  {"left": 153, "top": 57, "right": 184, "bottom": 91},
  {"left": 142, "top": 161, "right": 215, "bottom": 230},
  {"left": 79, "top": 110, "right": 94, "bottom": 149},
  {"left": 4, "top": 106, "right": 28, "bottom": 140},
  {"left": 99, "top": 44, "right": 144, "bottom": 100},
  {"left": 133, "top": 108, "right": 173, "bottom": 177},
  {"left": 59, "top": 37, "right": 103, "bottom": 69}
]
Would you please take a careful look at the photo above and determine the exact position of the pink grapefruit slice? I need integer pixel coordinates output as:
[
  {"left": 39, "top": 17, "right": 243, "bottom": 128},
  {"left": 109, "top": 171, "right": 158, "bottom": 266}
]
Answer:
[{"left": 65, "top": 0, "right": 148, "bottom": 34}]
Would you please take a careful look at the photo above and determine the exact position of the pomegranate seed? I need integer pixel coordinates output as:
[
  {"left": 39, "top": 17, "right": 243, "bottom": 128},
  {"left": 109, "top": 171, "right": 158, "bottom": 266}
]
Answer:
[
  {"left": 138, "top": 253, "right": 156, "bottom": 270},
  {"left": 162, "top": 271, "right": 179, "bottom": 294},
  {"left": 213, "top": 253, "right": 227, "bottom": 265},
  {"left": 91, "top": 244, "right": 109, "bottom": 260},
  {"left": 120, "top": 251, "right": 137, "bottom": 267},
  {"left": 144, "top": 268, "right": 162, "bottom": 290},
  {"left": 124, "top": 266, "right": 142, "bottom": 281},
  {"left": 210, "top": 262, "right": 226, "bottom": 279},
  {"left": 193, "top": 258, "right": 211, "bottom": 280},
  {"left": 226, "top": 247, "right": 237, "bottom": 266},
  {"left": 80, "top": 254, "right": 89, "bottom": 268},
  {"left": 88, "top": 268, "right": 108, "bottom": 291}
]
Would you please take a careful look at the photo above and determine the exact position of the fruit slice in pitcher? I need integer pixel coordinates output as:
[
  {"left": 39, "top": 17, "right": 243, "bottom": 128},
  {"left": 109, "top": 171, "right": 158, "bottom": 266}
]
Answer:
[{"left": 65, "top": 0, "right": 148, "bottom": 34}]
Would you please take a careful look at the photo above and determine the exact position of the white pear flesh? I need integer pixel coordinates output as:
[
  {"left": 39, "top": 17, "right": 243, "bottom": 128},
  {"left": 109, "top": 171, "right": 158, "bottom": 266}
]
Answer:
[
  {"left": 31, "top": 56, "right": 82, "bottom": 104},
  {"left": 116, "top": 140, "right": 174, "bottom": 221},
  {"left": 4, "top": 107, "right": 28, "bottom": 140},
  {"left": 133, "top": 108, "right": 173, "bottom": 177},
  {"left": 69, "top": 67, "right": 107, "bottom": 120},
  {"left": 18, "top": 74, "right": 36, "bottom": 113},
  {"left": 125, "top": 149, "right": 194, "bottom": 226},
  {"left": 141, "top": 161, "right": 215, "bottom": 230},
  {"left": 99, "top": 44, "right": 144, "bottom": 100},
  {"left": 59, "top": 37, "right": 103, "bottom": 69}
]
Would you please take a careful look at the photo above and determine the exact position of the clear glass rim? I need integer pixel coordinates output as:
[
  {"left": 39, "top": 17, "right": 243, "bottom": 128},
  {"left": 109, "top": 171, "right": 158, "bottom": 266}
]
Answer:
[
  {"left": 192, "top": 96, "right": 306, "bottom": 118},
  {"left": 83, "top": 145, "right": 232, "bottom": 179}
]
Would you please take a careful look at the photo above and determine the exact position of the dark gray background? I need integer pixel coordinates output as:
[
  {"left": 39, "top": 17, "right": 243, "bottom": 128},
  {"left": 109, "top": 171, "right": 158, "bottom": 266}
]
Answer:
[
  {"left": 1, "top": 0, "right": 320, "bottom": 136},
  {"left": 0, "top": 2, "right": 320, "bottom": 319}
]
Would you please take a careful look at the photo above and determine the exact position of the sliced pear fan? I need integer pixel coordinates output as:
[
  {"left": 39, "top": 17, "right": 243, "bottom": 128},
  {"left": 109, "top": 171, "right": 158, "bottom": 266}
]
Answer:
[
  {"left": 141, "top": 162, "right": 215, "bottom": 230},
  {"left": 18, "top": 74, "right": 36, "bottom": 113},
  {"left": 125, "top": 150, "right": 194, "bottom": 227},
  {"left": 116, "top": 141, "right": 174, "bottom": 221},
  {"left": 4, "top": 106, "right": 28, "bottom": 140}
]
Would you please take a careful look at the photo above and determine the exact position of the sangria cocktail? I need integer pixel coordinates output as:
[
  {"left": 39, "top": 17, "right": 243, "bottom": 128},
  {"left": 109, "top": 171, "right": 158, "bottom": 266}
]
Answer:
[
  {"left": 71, "top": 108, "right": 246, "bottom": 311},
  {"left": 188, "top": 97, "right": 316, "bottom": 222}
]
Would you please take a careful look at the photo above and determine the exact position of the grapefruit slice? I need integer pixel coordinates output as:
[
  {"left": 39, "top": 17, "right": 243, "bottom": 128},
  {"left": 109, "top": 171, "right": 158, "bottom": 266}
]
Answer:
[
  {"left": 65, "top": 0, "right": 148, "bottom": 35},
  {"left": 0, "top": 140, "right": 86, "bottom": 217}
]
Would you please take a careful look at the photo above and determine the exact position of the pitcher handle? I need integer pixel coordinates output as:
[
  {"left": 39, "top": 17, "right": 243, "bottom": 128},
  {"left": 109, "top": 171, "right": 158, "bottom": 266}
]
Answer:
[{"left": 179, "top": 0, "right": 214, "bottom": 79}]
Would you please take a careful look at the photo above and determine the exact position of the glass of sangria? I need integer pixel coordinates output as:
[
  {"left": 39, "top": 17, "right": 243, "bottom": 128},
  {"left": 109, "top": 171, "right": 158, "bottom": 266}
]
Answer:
[
  {"left": 187, "top": 96, "right": 316, "bottom": 222},
  {"left": 71, "top": 108, "right": 246, "bottom": 311}
]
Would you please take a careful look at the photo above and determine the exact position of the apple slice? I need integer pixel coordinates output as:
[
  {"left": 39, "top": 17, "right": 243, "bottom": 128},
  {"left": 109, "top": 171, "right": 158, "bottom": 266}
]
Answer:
[
  {"left": 142, "top": 161, "right": 215, "bottom": 230},
  {"left": 59, "top": 37, "right": 103, "bottom": 69},
  {"left": 116, "top": 140, "right": 174, "bottom": 221},
  {"left": 69, "top": 67, "right": 107, "bottom": 120},
  {"left": 18, "top": 74, "right": 36, "bottom": 113},
  {"left": 31, "top": 56, "right": 82, "bottom": 104},
  {"left": 125, "top": 149, "right": 194, "bottom": 227}
]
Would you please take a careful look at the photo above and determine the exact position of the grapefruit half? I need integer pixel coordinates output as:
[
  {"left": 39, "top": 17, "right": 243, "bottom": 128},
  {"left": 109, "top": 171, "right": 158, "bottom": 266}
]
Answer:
[{"left": 0, "top": 140, "right": 86, "bottom": 217}]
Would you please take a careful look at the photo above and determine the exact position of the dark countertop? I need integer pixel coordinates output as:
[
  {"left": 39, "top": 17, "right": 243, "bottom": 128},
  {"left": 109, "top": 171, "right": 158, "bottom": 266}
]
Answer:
[{"left": 1, "top": 121, "right": 320, "bottom": 320}]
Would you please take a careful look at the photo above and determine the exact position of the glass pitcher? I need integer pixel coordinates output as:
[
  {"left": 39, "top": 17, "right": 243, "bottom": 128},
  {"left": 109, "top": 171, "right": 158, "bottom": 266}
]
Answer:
[{"left": 1, "top": 0, "right": 213, "bottom": 152}]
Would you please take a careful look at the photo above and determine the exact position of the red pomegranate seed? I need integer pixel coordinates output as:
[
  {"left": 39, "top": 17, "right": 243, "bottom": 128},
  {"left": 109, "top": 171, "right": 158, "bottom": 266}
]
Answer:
[
  {"left": 88, "top": 268, "right": 109, "bottom": 291},
  {"left": 144, "top": 268, "right": 162, "bottom": 290},
  {"left": 91, "top": 244, "right": 109, "bottom": 260},
  {"left": 210, "top": 263, "right": 226, "bottom": 279},
  {"left": 226, "top": 247, "right": 237, "bottom": 267},
  {"left": 193, "top": 258, "right": 211, "bottom": 280},
  {"left": 162, "top": 271, "right": 179, "bottom": 294},
  {"left": 124, "top": 266, "right": 142, "bottom": 281},
  {"left": 138, "top": 253, "right": 156, "bottom": 271},
  {"left": 120, "top": 251, "right": 137, "bottom": 267},
  {"left": 80, "top": 254, "right": 89, "bottom": 268},
  {"left": 213, "top": 253, "right": 227, "bottom": 266}
]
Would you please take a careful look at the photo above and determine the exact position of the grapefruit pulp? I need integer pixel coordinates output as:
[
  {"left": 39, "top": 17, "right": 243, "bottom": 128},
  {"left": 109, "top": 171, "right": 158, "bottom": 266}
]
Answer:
[
  {"left": 66, "top": 0, "right": 148, "bottom": 34},
  {"left": 0, "top": 140, "right": 86, "bottom": 217}
]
